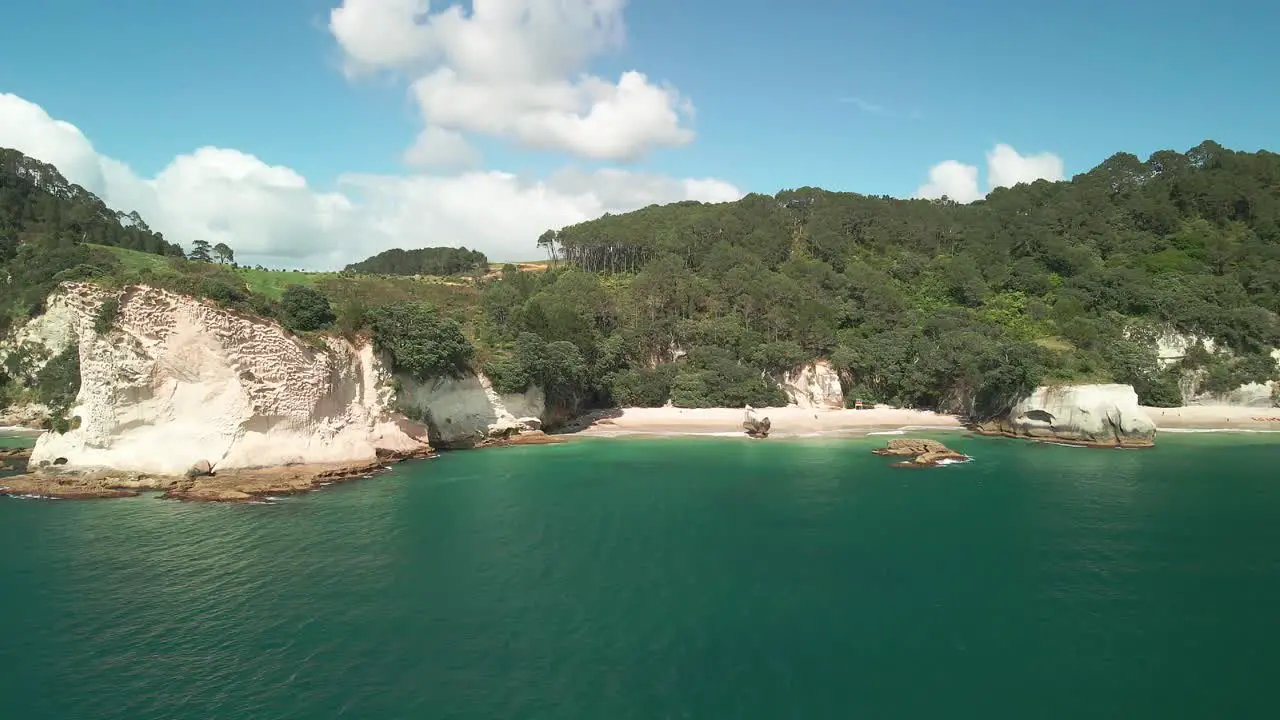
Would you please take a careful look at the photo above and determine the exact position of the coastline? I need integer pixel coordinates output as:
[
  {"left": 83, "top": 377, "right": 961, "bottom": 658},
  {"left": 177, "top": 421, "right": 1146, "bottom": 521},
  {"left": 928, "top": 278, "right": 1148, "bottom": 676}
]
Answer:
[
  {"left": 1140, "top": 405, "right": 1280, "bottom": 432},
  {"left": 565, "top": 406, "right": 963, "bottom": 439},
  {"left": 5, "top": 404, "right": 1279, "bottom": 503}
]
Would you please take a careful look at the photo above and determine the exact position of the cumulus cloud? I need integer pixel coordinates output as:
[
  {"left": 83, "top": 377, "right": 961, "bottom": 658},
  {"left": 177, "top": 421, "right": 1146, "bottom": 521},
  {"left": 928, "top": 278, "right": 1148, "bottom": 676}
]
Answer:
[
  {"left": 403, "top": 126, "right": 480, "bottom": 170},
  {"left": 914, "top": 143, "right": 1064, "bottom": 203},
  {"left": 0, "top": 92, "right": 741, "bottom": 269},
  {"left": 329, "top": 0, "right": 694, "bottom": 162},
  {"left": 914, "top": 160, "right": 982, "bottom": 204}
]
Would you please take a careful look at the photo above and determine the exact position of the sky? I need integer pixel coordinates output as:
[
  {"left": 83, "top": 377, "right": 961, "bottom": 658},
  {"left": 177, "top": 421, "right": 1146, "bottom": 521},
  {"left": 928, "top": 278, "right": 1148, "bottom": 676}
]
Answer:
[{"left": 1, "top": 0, "right": 1277, "bottom": 269}]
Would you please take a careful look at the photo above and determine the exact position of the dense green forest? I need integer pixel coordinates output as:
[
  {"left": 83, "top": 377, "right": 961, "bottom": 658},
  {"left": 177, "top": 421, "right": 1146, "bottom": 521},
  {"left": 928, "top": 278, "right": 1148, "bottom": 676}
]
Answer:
[
  {"left": 4, "top": 141, "right": 1280, "bottom": 423},
  {"left": 344, "top": 246, "right": 489, "bottom": 277},
  {"left": 474, "top": 140, "right": 1280, "bottom": 415}
]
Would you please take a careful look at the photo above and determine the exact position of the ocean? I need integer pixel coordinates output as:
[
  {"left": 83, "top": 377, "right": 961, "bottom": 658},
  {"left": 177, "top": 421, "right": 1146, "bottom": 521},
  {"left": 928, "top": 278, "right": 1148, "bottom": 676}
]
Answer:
[{"left": 2, "top": 432, "right": 1279, "bottom": 718}]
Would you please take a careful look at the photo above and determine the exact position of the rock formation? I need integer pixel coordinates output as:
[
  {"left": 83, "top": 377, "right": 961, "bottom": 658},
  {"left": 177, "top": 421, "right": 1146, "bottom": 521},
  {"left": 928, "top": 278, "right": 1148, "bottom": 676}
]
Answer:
[
  {"left": 397, "top": 373, "right": 545, "bottom": 448},
  {"left": 780, "top": 360, "right": 844, "bottom": 409},
  {"left": 872, "top": 438, "right": 970, "bottom": 467},
  {"left": 979, "top": 384, "right": 1157, "bottom": 447},
  {"left": 3, "top": 283, "right": 547, "bottom": 476},
  {"left": 0, "top": 447, "right": 31, "bottom": 472},
  {"left": 1156, "top": 332, "right": 1279, "bottom": 407},
  {"left": 743, "top": 406, "right": 771, "bottom": 438}
]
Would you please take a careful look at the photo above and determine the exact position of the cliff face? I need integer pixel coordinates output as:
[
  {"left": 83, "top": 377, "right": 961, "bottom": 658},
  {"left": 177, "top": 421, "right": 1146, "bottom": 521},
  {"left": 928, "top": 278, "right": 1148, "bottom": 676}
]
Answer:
[
  {"left": 1156, "top": 332, "right": 1279, "bottom": 407},
  {"left": 981, "top": 384, "right": 1157, "bottom": 447},
  {"left": 7, "top": 283, "right": 545, "bottom": 474},
  {"left": 398, "top": 374, "right": 545, "bottom": 448},
  {"left": 780, "top": 361, "right": 844, "bottom": 409}
]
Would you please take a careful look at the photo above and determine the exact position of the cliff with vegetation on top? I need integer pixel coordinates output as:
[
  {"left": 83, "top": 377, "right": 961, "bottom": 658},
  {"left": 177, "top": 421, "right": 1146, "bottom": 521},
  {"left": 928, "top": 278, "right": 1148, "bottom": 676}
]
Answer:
[{"left": 4, "top": 141, "right": 1280, "bottom": 459}]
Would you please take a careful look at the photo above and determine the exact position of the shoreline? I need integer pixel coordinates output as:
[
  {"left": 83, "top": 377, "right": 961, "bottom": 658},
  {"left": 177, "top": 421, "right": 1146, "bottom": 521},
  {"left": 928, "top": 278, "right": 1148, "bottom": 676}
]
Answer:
[
  {"left": 564, "top": 406, "right": 965, "bottom": 439},
  {"left": 4, "top": 405, "right": 1279, "bottom": 503}
]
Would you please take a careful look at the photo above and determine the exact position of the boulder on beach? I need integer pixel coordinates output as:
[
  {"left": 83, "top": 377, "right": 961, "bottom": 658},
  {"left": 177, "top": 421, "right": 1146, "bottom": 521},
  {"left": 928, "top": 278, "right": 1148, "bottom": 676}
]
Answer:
[{"left": 743, "top": 406, "right": 771, "bottom": 438}]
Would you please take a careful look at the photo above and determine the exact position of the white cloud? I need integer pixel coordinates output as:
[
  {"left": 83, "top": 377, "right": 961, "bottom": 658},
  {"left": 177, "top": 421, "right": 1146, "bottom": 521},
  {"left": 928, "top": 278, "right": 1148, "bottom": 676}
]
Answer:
[
  {"left": 985, "top": 143, "right": 1064, "bottom": 191},
  {"left": 0, "top": 93, "right": 740, "bottom": 269},
  {"left": 914, "top": 160, "right": 982, "bottom": 204},
  {"left": 403, "top": 126, "right": 480, "bottom": 170},
  {"left": 329, "top": 0, "right": 694, "bottom": 162},
  {"left": 914, "top": 143, "right": 1065, "bottom": 203}
]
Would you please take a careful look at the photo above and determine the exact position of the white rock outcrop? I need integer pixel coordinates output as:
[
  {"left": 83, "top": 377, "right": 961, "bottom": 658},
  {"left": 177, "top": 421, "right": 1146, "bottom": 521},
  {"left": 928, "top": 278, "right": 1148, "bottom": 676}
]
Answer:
[
  {"left": 1156, "top": 331, "right": 1279, "bottom": 406},
  {"left": 983, "top": 384, "right": 1157, "bottom": 447},
  {"left": 781, "top": 360, "right": 844, "bottom": 409},
  {"left": 398, "top": 374, "right": 546, "bottom": 448},
  {"left": 21, "top": 283, "right": 436, "bottom": 473}
]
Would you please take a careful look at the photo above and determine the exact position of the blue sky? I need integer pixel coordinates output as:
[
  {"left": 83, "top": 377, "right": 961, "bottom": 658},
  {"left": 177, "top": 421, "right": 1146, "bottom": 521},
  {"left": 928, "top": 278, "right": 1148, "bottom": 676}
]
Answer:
[{"left": 0, "top": 0, "right": 1276, "bottom": 265}]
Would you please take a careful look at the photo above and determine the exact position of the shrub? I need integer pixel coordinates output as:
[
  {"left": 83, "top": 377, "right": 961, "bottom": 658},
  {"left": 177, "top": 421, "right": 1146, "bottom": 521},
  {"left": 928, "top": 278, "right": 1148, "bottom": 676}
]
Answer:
[
  {"left": 94, "top": 298, "right": 120, "bottom": 334},
  {"left": 280, "top": 285, "right": 335, "bottom": 332},
  {"left": 367, "top": 302, "right": 474, "bottom": 381}
]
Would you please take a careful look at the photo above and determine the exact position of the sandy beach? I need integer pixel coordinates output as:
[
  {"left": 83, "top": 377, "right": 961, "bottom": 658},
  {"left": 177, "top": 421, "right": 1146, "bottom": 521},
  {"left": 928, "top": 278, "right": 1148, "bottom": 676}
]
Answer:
[
  {"left": 570, "top": 404, "right": 1280, "bottom": 438},
  {"left": 573, "top": 406, "right": 964, "bottom": 438},
  {"left": 1141, "top": 405, "right": 1280, "bottom": 431}
]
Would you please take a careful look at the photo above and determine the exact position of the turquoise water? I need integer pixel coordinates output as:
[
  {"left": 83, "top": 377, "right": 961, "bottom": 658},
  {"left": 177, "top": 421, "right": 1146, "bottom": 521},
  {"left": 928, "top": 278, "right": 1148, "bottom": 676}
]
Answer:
[{"left": 2, "top": 433, "right": 1280, "bottom": 718}]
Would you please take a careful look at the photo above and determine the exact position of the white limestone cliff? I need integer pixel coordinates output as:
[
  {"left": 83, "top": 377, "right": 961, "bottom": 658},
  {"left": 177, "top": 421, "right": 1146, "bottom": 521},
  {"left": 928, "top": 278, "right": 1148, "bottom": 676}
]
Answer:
[
  {"left": 1156, "top": 331, "right": 1279, "bottom": 406},
  {"left": 780, "top": 360, "right": 844, "bottom": 409},
  {"left": 983, "top": 384, "right": 1157, "bottom": 447},
  {"left": 398, "top": 374, "right": 546, "bottom": 448},
  {"left": 9, "top": 283, "right": 545, "bottom": 473}
]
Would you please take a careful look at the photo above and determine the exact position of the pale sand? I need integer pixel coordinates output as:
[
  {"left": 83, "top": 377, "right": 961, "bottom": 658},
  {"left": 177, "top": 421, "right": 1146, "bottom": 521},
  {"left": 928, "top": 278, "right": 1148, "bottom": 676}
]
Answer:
[
  {"left": 1142, "top": 405, "right": 1280, "bottom": 431},
  {"left": 574, "top": 406, "right": 963, "bottom": 438},
  {"left": 574, "top": 404, "right": 1280, "bottom": 438}
]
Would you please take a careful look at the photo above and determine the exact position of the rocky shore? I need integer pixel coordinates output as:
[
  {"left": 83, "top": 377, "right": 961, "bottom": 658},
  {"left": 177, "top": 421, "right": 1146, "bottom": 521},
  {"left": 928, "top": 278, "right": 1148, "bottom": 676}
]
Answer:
[
  {"left": 0, "top": 447, "right": 435, "bottom": 502},
  {"left": 872, "top": 438, "right": 971, "bottom": 467}
]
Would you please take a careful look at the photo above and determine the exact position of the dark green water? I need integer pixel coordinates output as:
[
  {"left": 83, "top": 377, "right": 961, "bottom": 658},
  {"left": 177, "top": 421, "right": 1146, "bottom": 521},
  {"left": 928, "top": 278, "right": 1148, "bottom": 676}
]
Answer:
[{"left": 3, "top": 433, "right": 1280, "bottom": 718}]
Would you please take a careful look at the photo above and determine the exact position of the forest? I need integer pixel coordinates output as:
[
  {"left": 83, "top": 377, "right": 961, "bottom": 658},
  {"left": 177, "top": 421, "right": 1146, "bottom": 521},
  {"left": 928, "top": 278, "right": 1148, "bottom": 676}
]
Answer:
[
  {"left": 344, "top": 246, "right": 489, "bottom": 277},
  {"left": 477, "top": 140, "right": 1280, "bottom": 416},
  {"left": 3, "top": 140, "right": 1280, "bottom": 422}
]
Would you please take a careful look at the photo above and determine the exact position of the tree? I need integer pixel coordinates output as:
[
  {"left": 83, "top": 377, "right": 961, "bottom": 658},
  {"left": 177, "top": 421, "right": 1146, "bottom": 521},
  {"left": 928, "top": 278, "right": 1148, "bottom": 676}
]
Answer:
[
  {"left": 212, "top": 242, "right": 235, "bottom": 265},
  {"left": 190, "top": 239, "right": 213, "bottom": 263},
  {"left": 367, "top": 302, "right": 475, "bottom": 381},
  {"left": 537, "top": 229, "right": 559, "bottom": 266},
  {"left": 280, "top": 285, "right": 335, "bottom": 332}
]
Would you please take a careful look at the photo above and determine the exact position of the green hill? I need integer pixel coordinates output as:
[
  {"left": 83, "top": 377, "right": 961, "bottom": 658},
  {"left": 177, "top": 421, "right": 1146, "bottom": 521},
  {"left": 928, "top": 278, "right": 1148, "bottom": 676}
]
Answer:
[{"left": 4, "top": 140, "right": 1280, "bottom": 420}]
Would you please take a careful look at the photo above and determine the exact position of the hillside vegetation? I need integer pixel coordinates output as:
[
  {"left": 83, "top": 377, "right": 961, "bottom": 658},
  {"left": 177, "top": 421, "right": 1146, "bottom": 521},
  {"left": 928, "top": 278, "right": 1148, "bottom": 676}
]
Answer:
[
  {"left": 4, "top": 141, "right": 1280, "bottom": 421},
  {"left": 475, "top": 140, "right": 1280, "bottom": 415}
]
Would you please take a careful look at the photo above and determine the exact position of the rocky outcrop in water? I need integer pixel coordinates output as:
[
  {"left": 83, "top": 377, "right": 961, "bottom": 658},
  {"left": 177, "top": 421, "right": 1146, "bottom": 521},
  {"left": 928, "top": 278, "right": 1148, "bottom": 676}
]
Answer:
[
  {"left": 978, "top": 384, "right": 1157, "bottom": 447},
  {"left": 872, "top": 438, "right": 970, "bottom": 467},
  {"left": 0, "top": 447, "right": 31, "bottom": 472}
]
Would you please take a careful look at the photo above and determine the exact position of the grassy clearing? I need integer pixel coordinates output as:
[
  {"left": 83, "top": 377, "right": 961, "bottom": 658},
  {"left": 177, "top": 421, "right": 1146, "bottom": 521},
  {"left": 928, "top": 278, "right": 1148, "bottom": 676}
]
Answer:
[{"left": 235, "top": 267, "right": 334, "bottom": 299}]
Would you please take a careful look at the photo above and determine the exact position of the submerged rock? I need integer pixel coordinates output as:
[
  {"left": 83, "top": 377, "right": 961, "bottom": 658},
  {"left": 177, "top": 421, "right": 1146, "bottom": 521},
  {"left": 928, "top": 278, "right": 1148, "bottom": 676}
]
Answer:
[{"left": 872, "top": 438, "right": 970, "bottom": 467}]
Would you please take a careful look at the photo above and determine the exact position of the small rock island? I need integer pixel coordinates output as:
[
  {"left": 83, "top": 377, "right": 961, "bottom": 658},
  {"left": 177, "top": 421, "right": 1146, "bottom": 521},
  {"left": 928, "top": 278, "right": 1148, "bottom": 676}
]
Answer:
[{"left": 872, "top": 438, "right": 971, "bottom": 467}]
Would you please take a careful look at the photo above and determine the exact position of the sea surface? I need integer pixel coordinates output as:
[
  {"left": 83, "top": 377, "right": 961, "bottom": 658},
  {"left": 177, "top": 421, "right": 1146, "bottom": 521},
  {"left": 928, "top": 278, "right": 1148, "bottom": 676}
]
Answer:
[{"left": 2, "top": 432, "right": 1279, "bottom": 719}]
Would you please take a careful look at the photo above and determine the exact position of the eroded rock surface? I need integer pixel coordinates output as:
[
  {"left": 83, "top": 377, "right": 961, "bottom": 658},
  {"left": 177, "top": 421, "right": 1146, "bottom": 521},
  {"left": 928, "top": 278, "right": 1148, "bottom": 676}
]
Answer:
[
  {"left": 781, "top": 360, "right": 844, "bottom": 409},
  {"left": 872, "top": 438, "right": 970, "bottom": 467},
  {"left": 979, "top": 384, "right": 1156, "bottom": 447},
  {"left": 17, "top": 283, "right": 430, "bottom": 473}
]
